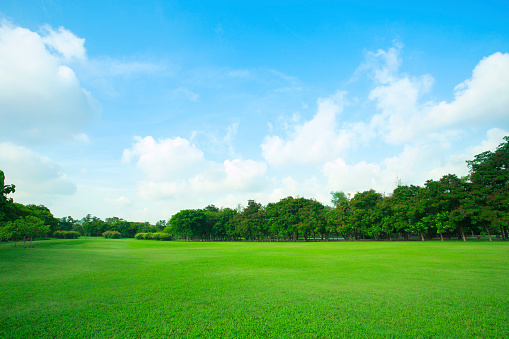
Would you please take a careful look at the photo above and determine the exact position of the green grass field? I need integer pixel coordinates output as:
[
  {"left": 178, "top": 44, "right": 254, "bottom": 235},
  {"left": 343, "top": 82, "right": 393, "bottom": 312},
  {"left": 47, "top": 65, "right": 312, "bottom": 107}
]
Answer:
[{"left": 0, "top": 238, "right": 508, "bottom": 338}]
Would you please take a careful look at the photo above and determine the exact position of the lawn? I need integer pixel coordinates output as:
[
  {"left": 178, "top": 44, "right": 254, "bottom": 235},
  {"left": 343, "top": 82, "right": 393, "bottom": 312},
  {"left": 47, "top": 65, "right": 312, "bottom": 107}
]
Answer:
[{"left": 0, "top": 238, "right": 508, "bottom": 338}]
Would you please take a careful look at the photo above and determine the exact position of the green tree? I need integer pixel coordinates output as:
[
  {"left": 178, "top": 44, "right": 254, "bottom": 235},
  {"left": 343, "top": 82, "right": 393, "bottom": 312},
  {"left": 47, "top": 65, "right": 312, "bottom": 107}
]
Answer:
[
  {"left": 330, "top": 191, "right": 349, "bottom": 208},
  {"left": 426, "top": 174, "right": 471, "bottom": 241},
  {"left": 24, "top": 215, "right": 49, "bottom": 248},
  {"left": 0, "top": 170, "right": 15, "bottom": 221},
  {"left": 167, "top": 209, "right": 207, "bottom": 241},
  {"left": 25, "top": 204, "right": 58, "bottom": 235},
  {"left": 58, "top": 216, "right": 76, "bottom": 231},
  {"left": 297, "top": 199, "right": 326, "bottom": 241},
  {"left": 236, "top": 200, "right": 265, "bottom": 241},
  {"left": 0, "top": 216, "right": 48, "bottom": 248},
  {"left": 467, "top": 136, "right": 509, "bottom": 239},
  {"left": 349, "top": 190, "right": 383, "bottom": 240},
  {"left": 326, "top": 200, "right": 351, "bottom": 240},
  {"left": 83, "top": 218, "right": 106, "bottom": 237}
]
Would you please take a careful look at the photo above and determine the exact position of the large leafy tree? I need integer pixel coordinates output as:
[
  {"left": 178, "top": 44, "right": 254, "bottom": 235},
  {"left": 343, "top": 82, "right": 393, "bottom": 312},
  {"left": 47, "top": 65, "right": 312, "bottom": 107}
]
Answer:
[
  {"left": 326, "top": 200, "right": 351, "bottom": 240},
  {"left": 83, "top": 217, "right": 106, "bottom": 237},
  {"left": 167, "top": 209, "right": 207, "bottom": 241},
  {"left": 25, "top": 204, "right": 59, "bottom": 235},
  {"left": 426, "top": 174, "right": 472, "bottom": 241},
  {"left": 297, "top": 199, "right": 326, "bottom": 241},
  {"left": 236, "top": 200, "right": 265, "bottom": 241},
  {"left": 391, "top": 185, "right": 421, "bottom": 240},
  {"left": 349, "top": 190, "right": 383, "bottom": 240},
  {"left": 467, "top": 136, "right": 509, "bottom": 239}
]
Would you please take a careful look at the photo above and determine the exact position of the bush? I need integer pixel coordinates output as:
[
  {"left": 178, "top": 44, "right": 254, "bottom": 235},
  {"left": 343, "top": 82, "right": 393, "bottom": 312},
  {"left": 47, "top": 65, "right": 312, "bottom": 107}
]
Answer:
[
  {"left": 102, "top": 231, "right": 122, "bottom": 239},
  {"left": 157, "top": 233, "right": 173, "bottom": 241},
  {"left": 54, "top": 230, "right": 81, "bottom": 239},
  {"left": 134, "top": 233, "right": 146, "bottom": 240},
  {"left": 134, "top": 232, "right": 173, "bottom": 241}
]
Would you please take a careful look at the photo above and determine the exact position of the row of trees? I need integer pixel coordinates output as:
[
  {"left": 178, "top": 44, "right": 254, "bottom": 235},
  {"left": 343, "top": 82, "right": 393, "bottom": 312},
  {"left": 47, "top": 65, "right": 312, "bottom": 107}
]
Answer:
[
  {"left": 1, "top": 172, "right": 52, "bottom": 247},
  {"left": 59, "top": 215, "right": 166, "bottom": 238},
  {"left": 1, "top": 171, "right": 166, "bottom": 244},
  {"left": 0, "top": 215, "right": 49, "bottom": 248},
  {"left": 165, "top": 137, "right": 508, "bottom": 242},
  {"left": 1, "top": 136, "right": 508, "bottom": 244}
]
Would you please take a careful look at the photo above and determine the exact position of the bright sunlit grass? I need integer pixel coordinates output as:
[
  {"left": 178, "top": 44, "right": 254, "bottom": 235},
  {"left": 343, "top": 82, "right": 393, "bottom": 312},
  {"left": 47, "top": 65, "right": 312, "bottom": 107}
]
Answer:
[{"left": 1, "top": 238, "right": 508, "bottom": 338}]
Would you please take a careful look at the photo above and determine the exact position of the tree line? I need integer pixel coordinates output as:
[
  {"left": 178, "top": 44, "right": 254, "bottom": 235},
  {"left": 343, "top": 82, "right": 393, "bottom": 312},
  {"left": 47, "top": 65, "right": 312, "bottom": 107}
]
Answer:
[
  {"left": 1, "top": 136, "right": 508, "bottom": 244},
  {"left": 0, "top": 172, "right": 166, "bottom": 245},
  {"left": 163, "top": 137, "right": 508, "bottom": 242}
]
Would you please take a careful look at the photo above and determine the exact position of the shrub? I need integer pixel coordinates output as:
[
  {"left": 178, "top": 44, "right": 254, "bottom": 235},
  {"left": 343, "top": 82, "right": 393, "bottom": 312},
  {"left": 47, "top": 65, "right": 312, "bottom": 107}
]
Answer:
[
  {"left": 54, "top": 230, "right": 80, "bottom": 239},
  {"left": 102, "top": 231, "right": 122, "bottom": 239},
  {"left": 134, "top": 232, "right": 173, "bottom": 241},
  {"left": 134, "top": 233, "right": 146, "bottom": 240},
  {"left": 157, "top": 233, "right": 173, "bottom": 241}
]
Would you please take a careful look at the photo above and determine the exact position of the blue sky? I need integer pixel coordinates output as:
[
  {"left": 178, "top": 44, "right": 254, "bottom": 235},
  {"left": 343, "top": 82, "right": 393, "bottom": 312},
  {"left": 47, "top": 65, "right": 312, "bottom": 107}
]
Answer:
[{"left": 1, "top": 1, "right": 508, "bottom": 222}]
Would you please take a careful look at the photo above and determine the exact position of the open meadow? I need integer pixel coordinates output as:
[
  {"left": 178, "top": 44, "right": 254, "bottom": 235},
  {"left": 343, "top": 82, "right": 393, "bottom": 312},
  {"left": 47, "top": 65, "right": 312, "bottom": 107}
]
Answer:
[{"left": 0, "top": 238, "right": 508, "bottom": 338}]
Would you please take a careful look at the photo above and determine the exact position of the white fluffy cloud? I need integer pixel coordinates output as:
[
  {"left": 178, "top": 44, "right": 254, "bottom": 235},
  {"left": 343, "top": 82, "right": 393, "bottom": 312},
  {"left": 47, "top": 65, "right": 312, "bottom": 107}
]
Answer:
[
  {"left": 323, "top": 128, "right": 508, "bottom": 195},
  {"left": 122, "top": 136, "right": 205, "bottom": 181},
  {"left": 261, "top": 44, "right": 508, "bottom": 201},
  {"left": 0, "top": 142, "right": 76, "bottom": 198},
  {"left": 262, "top": 91, "right": 363, "bottom": 166},
  {"left": 365, "top": 47, "right": 509, "bottom": 144},
  {"left": 123, "top": 136, "right": 268, "bottom": 202},
  {"left": 0, "top": 21, "right": 100, "bottom": 144},
  {"left": 40, "top": 25, "right": 86, "bottom": 62},
  {"left": 426, "top": 52, "right": 509, "bottom": 128}
]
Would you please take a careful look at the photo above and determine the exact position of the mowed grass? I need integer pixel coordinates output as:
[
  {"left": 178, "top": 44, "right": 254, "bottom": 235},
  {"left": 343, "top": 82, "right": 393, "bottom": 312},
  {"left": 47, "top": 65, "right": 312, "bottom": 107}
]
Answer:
[{"left": 0, "top": 238, "right": 508, "bottom": 338}]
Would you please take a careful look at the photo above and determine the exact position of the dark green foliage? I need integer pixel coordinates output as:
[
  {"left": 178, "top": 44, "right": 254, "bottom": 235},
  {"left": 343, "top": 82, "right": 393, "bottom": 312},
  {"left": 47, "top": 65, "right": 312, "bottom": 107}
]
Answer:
[
  {"left": 24, "top": 204, "right": 59, "bottom": 234},
  {"left": 53, "top": 230, "right": 81, "bottom": 239},
  {"left": 167, "top": 209, "right": 208, "bottom": 240},
  {"left": 0, "top": 170, "right": 15, "bottom": 221},
  {"left": 102, "top": 231, "right": 122, "bottom": 239},
  {"left": 467, "top": 136, "right": 509, "bottom": 239},
  {"left": 83, "top": 219, "right": 106, "bottom": 236}
]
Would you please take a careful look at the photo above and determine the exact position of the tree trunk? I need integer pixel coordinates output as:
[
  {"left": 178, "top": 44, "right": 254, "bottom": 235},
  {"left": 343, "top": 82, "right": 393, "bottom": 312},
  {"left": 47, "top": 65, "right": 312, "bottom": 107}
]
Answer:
[
  {"left": 30, "top": 236, "right": 34, "bottom": 248},
  {"left": 340, "top": 232, "right": 347, "bottom": 241},
  {"left": 420, "top": 231, "right": 425, "bottom": 241},
  {"left": 460, "top": 225, "right": 466, "bottom": 242},
  {"left": 440, "top": 233, "right": 444, "bottom": 241},
  {"left": 484, "top": 223, "right": 492, "bottom": 242},
  {"left": 23, "top": 236, "right": 27, "bottom": 248}
]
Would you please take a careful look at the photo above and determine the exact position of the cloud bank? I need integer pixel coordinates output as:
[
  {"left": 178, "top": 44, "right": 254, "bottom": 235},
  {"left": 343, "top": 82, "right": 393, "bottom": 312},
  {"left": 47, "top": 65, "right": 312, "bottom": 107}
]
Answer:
[{"left": 0, "top": 21, "right": 100, "bottom": 144}]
